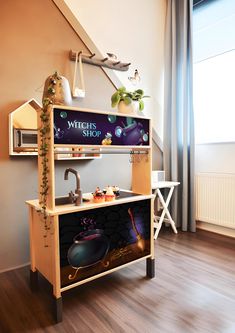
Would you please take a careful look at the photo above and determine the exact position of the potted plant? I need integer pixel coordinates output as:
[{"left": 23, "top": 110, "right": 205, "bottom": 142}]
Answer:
[{"left": 111, "top": 86, "right": 149, "bottom": 114}]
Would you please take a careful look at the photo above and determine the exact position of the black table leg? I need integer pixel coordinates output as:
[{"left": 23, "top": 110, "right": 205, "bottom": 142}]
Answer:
[
  {"left": 30, "top": 269, "right": 38, "bottom": 291},
  {"left": 53, "top": 296, "right": 63, "bottom": 323},
  {"left": 146, "top": 258, "right": 155, "bottom": 278}
]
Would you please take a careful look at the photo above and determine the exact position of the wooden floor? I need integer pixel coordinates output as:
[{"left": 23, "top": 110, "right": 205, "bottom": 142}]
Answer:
[{"left": 0, "top": 229, "right": 235, "bottom": 333}]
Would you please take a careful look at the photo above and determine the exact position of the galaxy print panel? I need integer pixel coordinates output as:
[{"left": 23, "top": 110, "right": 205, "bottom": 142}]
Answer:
[{"left": 53, "top": 108, "right": 150, "bottom": 146}]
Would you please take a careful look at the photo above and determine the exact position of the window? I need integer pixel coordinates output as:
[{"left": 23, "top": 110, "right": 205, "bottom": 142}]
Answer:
[
  {"left": 193, "top": 50, "right": 235, "bottom": 143},
  {"left": 193, "top": 0, "right": 235, "bottom": 144}
]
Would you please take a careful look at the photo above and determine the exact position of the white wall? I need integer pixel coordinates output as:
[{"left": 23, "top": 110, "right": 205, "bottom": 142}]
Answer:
[
  {"left": 195, "top": 143, "right": 235, "bottom": 174},
  {"left": 64, "top": 0, "right": 166, "bottom": 139}
]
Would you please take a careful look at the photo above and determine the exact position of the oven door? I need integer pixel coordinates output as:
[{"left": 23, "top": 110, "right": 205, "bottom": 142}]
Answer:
[{"left": 13, "top": 128, "right": 38, "bottom": 149}]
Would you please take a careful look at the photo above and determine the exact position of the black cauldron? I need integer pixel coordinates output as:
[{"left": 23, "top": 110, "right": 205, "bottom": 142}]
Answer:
[{"left": 67, "top": 229, "right": 110, "bottom": 271}]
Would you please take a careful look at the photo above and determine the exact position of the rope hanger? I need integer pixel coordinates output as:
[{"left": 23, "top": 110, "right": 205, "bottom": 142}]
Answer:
[{"left": 72, "top": 51, "right": 85, "bottom": 98}]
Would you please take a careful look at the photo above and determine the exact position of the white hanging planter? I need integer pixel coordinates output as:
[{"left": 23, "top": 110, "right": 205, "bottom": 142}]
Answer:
[
  {"left": 72, "top": 51, "right": 86, "bottom": 98},
  {"left": 117, "top": 100, "right": 140, "bottom": 115}
]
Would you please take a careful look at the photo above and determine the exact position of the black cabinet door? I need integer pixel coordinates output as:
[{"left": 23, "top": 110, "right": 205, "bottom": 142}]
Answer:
[{"left": 59, "top": 199, "right": 151, "bottom": 287}]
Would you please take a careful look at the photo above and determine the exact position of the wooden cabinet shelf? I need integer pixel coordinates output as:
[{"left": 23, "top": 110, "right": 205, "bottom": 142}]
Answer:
[{"left": 54, "top": 147, "right": 101, "bottom": 160}]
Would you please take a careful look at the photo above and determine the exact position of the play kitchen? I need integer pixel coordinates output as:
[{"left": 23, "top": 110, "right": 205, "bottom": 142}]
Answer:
[{"left": 26, "top": 104, "right": 155, "bottom": 323}]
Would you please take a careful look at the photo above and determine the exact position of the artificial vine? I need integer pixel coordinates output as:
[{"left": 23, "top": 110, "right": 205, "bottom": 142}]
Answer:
[{"left": 39, "top": 71, "right": 62, "bottom": 245}]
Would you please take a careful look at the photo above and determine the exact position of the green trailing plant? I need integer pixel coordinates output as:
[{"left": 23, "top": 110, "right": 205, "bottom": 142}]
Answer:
[
  {"left": 39, "top": 71, "right": 62, "bottom": 245},
  {"left": 39, "top": 101, "right": 51, "bottom": 246},
  {"left": 111, "top": 86, "right": 149, "bottom": 111}
]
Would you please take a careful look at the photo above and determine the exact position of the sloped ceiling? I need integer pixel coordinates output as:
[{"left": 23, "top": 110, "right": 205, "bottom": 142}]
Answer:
[
  {"left": 52, "top": 0, "right": 163, "bottom": 150},
  {"left": 52, "top": 0, "right": 122, "bottom": 89}
]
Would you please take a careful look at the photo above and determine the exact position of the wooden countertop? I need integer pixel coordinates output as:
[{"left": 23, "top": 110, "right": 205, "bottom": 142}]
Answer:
[{"left": 26, "top": 190, "right": 154, "bottom": 216}]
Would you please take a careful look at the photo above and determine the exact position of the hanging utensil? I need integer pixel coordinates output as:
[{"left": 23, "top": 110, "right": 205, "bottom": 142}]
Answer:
[{"left": 72, "top": 51, "right": 85, "bottom": 98}]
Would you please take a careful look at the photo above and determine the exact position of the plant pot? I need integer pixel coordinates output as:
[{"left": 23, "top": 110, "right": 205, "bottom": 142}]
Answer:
[{"left": 117, "top": 100, "right": 139, "bottom": 115}]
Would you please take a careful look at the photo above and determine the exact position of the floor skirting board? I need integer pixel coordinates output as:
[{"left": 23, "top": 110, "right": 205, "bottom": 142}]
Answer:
[
  {"left": 197, "top": 221, "right": 235, "bottom": 238},
  {"left": 0, "top": 262, "right": 30, "bottom": 274}
]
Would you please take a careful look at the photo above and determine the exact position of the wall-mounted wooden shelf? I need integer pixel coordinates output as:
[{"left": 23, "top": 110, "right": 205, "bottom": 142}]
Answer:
[
  {"left": 9, "top": 99, "right": 41, "bottom": 156},
  {"left": 69, "top": 50, "right": 131, "bottom": 72}
]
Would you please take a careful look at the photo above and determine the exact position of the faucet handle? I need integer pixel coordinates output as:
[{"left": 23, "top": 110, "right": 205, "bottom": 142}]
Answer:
[
  {"left": 68, "top": 190, "right": 76, "bottom": 203},
  {"left": 69, "top": 190, "right": 82, "bottom": 205}
]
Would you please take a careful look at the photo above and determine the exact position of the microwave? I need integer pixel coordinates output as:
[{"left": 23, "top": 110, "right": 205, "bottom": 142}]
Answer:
[{"left": 13, "top": 128, "right": 38, "bottom": 150}]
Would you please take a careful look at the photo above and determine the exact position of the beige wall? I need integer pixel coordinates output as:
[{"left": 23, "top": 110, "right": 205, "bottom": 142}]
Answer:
[
  {"left": 63, "top": 0, "right": 166, "bottom": 139},
  {"left": 0, "top": 0, "right": 125, "bottom": 272},
  {"left": 0, "top": 0, "right": 163, "bottom": 271}
]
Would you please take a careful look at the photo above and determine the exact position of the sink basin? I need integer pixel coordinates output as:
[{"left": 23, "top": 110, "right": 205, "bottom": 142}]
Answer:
[
  {"left": 55, "top": 196, "right": 90, "bottom": 205},
  {"left": 55, "top": 196, "right": 72, "bottom": 205}
]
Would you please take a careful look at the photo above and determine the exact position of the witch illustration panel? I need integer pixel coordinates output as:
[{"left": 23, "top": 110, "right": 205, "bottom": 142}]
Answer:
[
  {"left": 59, "top": 199, "right": 151, "bottom": 287},
  {"left": 53, "top": 108, "right": 150, "bottom": 146}
]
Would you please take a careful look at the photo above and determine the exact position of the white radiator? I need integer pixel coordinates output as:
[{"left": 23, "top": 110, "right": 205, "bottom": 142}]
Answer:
[{"left": 195, "top": 173, "right": 235, "bottom": 229}]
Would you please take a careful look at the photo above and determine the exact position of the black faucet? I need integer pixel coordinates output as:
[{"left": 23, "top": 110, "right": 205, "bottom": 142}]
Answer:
[{"left": 64, "top": 168, "right": 82, "bottom": 206}]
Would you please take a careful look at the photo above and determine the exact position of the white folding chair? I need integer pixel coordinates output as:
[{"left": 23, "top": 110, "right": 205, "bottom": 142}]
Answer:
[{"left": 152, "top": 171, "right": 180, "bottom": 239}]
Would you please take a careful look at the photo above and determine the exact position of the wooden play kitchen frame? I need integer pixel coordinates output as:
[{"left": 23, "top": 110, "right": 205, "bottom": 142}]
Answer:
[{"left": 26, "top": 105, "right": 155, "bottom": 322}]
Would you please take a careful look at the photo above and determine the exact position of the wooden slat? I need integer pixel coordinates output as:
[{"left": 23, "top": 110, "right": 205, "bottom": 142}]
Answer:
[
  {"left": 61, "top": 255, "right": 151, "bottom": 292},
  {"left": 150, "top": 198, "right": 155, "bottom": 258},
  {"left": 26, "top": 193, "right": 154, "bottom": 216},
  {"left": 48, "top": 106, "right": 55, "bottom": 210},
  {"left": 132, "top": 153, "right": 151, "bottom": 194},
  {"left": 31, "top": 210, "right": 54, "bottom": 284},
  {"left": 28, "top": 206, "right": 36, "bottom": 272},
  {"left": 132, "top": 119, "right": 152, "bottom": 195},
  {"left": 51, "top": 216, "right": 61, "bottom": 298}
]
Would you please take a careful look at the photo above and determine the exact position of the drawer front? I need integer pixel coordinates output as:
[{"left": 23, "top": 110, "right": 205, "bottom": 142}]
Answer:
[{"left": 59, "top": 199, "right": 151, "bottom": 287}]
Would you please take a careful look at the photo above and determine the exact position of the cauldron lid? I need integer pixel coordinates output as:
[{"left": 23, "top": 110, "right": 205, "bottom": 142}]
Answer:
[{"left": 73, "top": 229, "right": 104, "bottom": 243}]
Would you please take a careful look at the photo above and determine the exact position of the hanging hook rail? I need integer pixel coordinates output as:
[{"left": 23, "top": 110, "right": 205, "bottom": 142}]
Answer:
[
  {"left": 69, "top": 50, "right": 131, "bottom": 72},
  {"left": 54, "top": 148, "right": 148, "bottom": 155}
]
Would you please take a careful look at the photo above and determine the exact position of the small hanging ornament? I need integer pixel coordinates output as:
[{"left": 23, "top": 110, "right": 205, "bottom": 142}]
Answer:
[
  {"left": 42, "top": 71, "right": 72, "bottom": 105},
  {"left": 128, "top": 69, "right": 141, "bottom": 85}
]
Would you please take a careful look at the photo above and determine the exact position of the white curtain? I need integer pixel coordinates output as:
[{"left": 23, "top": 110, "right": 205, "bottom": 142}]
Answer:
[{"left": 163, "top": 0, "right": 195, "bottom": 231}]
